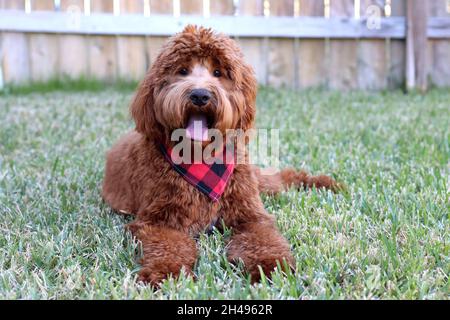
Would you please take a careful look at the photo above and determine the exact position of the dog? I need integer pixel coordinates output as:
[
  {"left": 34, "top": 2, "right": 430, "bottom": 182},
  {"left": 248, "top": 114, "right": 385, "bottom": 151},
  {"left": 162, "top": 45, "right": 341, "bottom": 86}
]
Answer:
[{"left": 102, "top": 25, "right": 339, "bottom": 286}]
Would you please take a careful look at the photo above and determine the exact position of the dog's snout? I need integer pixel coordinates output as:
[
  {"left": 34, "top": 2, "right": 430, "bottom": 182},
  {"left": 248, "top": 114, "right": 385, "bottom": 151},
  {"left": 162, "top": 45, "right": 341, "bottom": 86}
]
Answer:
[{"left": 189, "top": 89, "right": 211, "bottom": 107}]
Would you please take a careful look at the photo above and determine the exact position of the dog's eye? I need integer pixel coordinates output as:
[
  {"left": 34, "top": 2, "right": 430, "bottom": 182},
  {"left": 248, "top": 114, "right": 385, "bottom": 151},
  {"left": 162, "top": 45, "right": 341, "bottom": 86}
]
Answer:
[
  {"left": 179, "top": 68, "right": 189, "bottom": 76},
  {"left": 213, "top": 70, "right": 222, "bottom": 78}
]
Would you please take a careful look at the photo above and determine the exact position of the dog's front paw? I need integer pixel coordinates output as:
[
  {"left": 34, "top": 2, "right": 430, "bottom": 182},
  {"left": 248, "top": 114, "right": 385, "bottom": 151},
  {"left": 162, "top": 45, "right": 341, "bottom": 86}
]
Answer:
[
  {"left": 246, "top": 255, "right": 295, "bottom": 283},
  {"left": 137, "top": 265, "right": 194, "bottom": 287},
  {"left": 137, "top": 268, "right": 167, "bottom": 287}
]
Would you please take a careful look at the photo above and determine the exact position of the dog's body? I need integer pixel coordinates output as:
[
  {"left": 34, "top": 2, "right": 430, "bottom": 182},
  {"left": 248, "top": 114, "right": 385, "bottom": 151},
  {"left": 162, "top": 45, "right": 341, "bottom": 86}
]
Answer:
[{"left": 102, "top": 26, "right": 338, "bottom": 285}]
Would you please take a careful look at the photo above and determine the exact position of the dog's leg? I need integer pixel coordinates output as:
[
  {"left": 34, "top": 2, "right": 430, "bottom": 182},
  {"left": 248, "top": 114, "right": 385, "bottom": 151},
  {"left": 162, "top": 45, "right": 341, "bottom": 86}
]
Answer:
[
  {"left": 132, "top": 224, "right": 198, "bottom": 287},
  {"left": 220, "top": 167, "right": 295, "bottom": 282},
  {"left": 254, "top": 166, "right": 341, "bottom": 195},
  {"left": 226, "top": 218, "right": 295, "bottom": 283}
]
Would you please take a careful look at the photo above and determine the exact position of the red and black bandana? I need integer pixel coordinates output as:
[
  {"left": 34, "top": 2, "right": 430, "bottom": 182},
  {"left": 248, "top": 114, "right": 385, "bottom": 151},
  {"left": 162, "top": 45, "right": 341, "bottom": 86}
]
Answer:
[{"left": 159, "top": 143, "right": 235, "bottom": 201}]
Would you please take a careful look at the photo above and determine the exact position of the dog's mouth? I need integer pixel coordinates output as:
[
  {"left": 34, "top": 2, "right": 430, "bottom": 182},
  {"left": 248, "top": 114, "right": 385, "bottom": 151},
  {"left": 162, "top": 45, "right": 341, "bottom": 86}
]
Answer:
[{"left": 184, "top": 111, "right": 216, "bottom": 142}]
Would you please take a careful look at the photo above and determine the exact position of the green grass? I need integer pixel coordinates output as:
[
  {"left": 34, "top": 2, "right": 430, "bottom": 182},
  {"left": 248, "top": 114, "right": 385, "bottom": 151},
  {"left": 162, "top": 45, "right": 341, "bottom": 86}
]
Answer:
[
  {"left": 0, "top": 86, "right": 448, "bottom": 299},
  {"left": 0, "top": 77, "right": 139, "bottom": 96}
]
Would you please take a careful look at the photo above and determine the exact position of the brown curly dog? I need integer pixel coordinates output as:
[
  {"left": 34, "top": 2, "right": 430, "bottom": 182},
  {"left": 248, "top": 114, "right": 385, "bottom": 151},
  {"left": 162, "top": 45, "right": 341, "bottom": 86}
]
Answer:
[{"left": 102, "top": 25, "right": 339, "bottom": 286}]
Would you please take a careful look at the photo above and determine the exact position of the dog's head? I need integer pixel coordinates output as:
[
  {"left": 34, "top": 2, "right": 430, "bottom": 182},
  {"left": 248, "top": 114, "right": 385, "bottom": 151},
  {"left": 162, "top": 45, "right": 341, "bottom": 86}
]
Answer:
[{"left": 130, "top": 25, "right": 257, "bottom": 145}]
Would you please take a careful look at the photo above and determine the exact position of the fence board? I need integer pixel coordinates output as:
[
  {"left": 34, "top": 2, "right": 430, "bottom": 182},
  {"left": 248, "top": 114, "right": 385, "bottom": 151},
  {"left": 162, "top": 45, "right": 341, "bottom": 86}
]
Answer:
[
  {"left": 388, "top": 0, "right": 406, "bottom": 88},
  {"left": 91, "top": 0, "right": 114, "bottom": 13},
  {"left": 0, "top": 11, "right": 413, "bottom": 38},
  {"left": 0, "top": 0, "right": 24, "bottom": 9},
  {"left": 120, "top": 0, "right": 144, "bottom": 14},
  {"left": 0, "top": 0, "right": 449, "bottom": 89},
  {"left": 146, "top": 35, "right": 168, "bottom": 69},
  {"left": 88, "top": 0, "right": 116, "bottom": 81},
  {"left": 329, "top": 0, "right": 358, "bottom": 90},
  {"left": 150, "top": 0, "right": 172, "bottom": 14},
  {"left": 428, "top": 0, "right": 450, "bottom": 87},
  {"left": 1, "top": 32, "right": 30, "bottom": 84},
  {"left": 29, "top": 33, "right": 60, "bottom": 81},
  {"left": 267, "top": 0, "right": 295, "bottom": 87},
  {"left": 0, "top": 0, "right": 26, "bottom": 85},
  {"left": 59, "top": 34, "right": 89, "bottom": 79},
  {"left": 358, "top": 38, "right": 387, "bottom": 89},
  {"left": 146, "top": 0, "right": 173, "bottom": 70},
  {"left": 59, "top": 0, "right": 88, "bottom": 79},
  {"left": 236, "top": 0, "right": 266, "bottom": 84},
  {"left": 270, "top": 0, "right": 294, "bottom": 16},
  {"left": 181, "top": 0, "right": 203, "bottom": 15},
  {"left": 61, "top": 0, "right": 83, "bottom": 10},
  {"left": 28, "top": 0, "right": 59, "bottom": 81},
  {"left": 358, "top": 0, "right": 388, "bottom": 90},
  {"left": 211, "top": 0, "right": 234, "bottom": 15},
  {"left": 88, "top": 35, "right": 117, "bottom": 80},
  {"left": 238, "top": 0, "right": 263, "bottom": 16},
  {"left": 391, "top": 0, "right": 406, "bottom": 16},
  {"left": 297, "top": 0, "right": 326, "bottom": 88},
  {"left": 117, "top": 35, "right": 147, "bottom": 80},
  {"left": 31, "top": 0, "right": 54, "bottom": 11},
  {"left": 117, "top": 1, "right": 147, "bottom": 81}
]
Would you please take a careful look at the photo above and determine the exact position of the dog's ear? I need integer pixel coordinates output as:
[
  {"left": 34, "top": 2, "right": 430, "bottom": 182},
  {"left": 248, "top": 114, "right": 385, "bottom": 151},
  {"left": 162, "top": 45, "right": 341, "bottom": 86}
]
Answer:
[
  {"left": 239, "top": 64, "right": 257, "bottom": 131},
  {"left": 130, "top": 75, "right": 162, "bottom": 141}
]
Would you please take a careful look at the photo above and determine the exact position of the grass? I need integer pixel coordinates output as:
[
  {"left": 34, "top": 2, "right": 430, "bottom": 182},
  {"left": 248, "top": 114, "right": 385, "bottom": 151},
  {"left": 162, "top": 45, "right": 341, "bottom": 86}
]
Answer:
[
  {"left": 0, "top": 77, "right": 139, "bottom": 96},
  {"left": 0, "top": 85, "right": 448, "bottom": 299}
]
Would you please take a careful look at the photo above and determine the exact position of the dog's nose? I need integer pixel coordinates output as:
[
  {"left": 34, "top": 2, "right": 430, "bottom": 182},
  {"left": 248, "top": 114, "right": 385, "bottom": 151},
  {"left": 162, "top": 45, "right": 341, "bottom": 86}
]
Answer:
[{"left": 189, "top": 89, "right": 211, "bottom": 107}]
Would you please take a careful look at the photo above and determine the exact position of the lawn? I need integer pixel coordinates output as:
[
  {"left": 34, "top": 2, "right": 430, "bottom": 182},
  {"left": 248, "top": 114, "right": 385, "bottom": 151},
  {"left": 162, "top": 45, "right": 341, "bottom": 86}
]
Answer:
[{"left": 0, "top": 86, "right": 448, "bottom": 299}]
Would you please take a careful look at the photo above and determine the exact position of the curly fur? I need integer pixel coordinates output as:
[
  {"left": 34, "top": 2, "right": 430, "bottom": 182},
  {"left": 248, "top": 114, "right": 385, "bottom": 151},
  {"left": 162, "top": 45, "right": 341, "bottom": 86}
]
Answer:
[{"left": 102, "top": 25, "right": 339, "bottom": 286}]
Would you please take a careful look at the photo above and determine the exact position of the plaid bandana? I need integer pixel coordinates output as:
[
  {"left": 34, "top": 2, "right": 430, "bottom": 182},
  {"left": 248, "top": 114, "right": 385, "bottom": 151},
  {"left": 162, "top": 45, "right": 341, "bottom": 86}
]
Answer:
[{"left": 159, "top": 143, "right": 235, "bottom": 201}]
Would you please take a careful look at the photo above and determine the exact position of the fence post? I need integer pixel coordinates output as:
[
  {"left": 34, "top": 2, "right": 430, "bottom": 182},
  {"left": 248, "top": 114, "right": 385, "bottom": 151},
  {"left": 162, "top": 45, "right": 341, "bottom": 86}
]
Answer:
[
  {"left": 388, "top": 0, "right": 406, "bottom": 89},
  {"left": 406, "top": 0, "right": 428, "bottom": 92}
]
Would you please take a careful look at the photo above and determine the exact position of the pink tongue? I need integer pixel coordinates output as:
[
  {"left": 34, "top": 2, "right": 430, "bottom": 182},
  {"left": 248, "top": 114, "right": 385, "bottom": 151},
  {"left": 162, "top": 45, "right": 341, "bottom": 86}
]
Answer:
[{"left": 186, "top": 114, "right": 209, "bottom": 142}]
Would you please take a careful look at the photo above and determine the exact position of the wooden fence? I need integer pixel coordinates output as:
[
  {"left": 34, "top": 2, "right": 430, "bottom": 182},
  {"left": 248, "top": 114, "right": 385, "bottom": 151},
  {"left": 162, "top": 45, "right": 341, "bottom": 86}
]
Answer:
[{"left": 0, "top": 0, "right": 449, "bottom": 91}]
